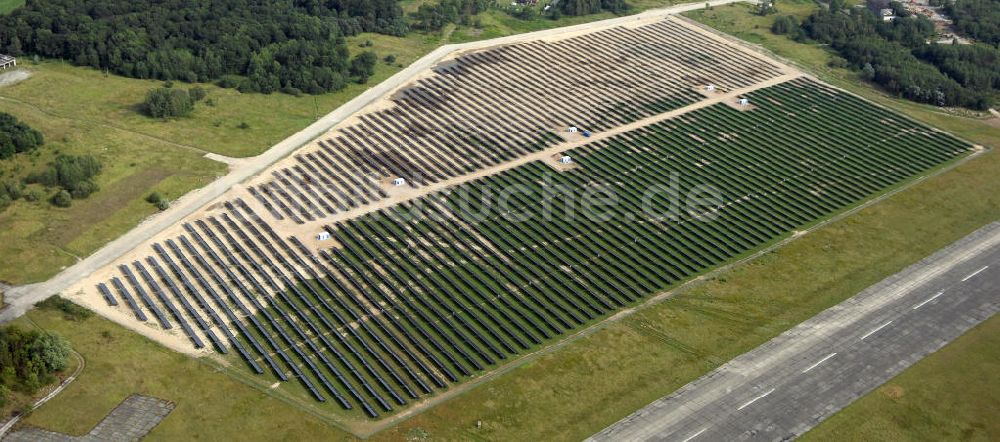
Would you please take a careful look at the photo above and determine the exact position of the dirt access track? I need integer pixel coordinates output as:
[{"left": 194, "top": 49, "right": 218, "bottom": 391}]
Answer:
[{"left": 0, "top": 0, "right": 765, "bottom": 324}]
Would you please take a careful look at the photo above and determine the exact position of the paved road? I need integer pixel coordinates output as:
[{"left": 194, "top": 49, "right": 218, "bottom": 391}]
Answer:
[
  {"left": 0, "top": 0, "right": 754, "bottom": 323},
  {"left": 589, "top": 222, "right": 1000, "bottom": 442}
]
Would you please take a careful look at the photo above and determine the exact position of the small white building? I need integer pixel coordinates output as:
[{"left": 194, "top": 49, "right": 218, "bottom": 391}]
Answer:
[
  {"left": 879, "top": 8, "right": 895, "bottom": 21},
  {"left": 559, "top": 155, "right": 573, "bottom": 164},
  {"left": 568, "top": 126, "right": 578, "bottom": 133},
  {"left": 705, "top": 84, "right": 716, "bottom": 92},
  {"left": 392, "top": 177, "right": 407, "bottom": 186},
  {"left": 0, "top": 55, "right": 16, "bottom": 70},
  {"left": 317, "top": 231, "right": 332, "bottom": 241},
  {"left": 737, "top": 98, "right": 750, "bottom": 106}
]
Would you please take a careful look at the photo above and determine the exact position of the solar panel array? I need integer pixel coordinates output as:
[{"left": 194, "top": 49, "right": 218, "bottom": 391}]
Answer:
[
  {"left": 89, "top": 77, "right": 971, "bottom": 418},
  {"left": 246, "top": 17, "right": 786, "bottom": 223}
]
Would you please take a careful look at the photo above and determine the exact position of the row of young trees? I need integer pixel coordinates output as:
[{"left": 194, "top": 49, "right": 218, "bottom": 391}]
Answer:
[
  {"left": 0, "top": 0, "right": 406, "bottom": 95},
  {"left": 774, "top": 5, "right": 998, "bottom": 109}
]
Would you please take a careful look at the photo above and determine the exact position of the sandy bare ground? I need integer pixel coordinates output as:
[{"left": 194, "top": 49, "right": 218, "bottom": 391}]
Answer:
[{"left": 0, "top": 69, "right": 31, "bottom": 88}]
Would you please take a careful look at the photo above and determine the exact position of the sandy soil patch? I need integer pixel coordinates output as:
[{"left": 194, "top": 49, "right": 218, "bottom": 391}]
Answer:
[{"left": 0, "top": 69, "right": 31, "bottom": 88}]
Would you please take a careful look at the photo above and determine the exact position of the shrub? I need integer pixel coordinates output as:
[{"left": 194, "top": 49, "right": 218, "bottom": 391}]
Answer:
[
  {"left": 25, "top": 155, "right": 103, "bottom": 202},
  {"left": 36, "top": 295, "right": 94, "bottom": 321},
  {"left": 350, "top": 51, "right": 378, "bottom": 83},
  {"left": 189, "top": 86, "right": 207, "bottom": 102},
  {"left": 69, "top": 179, "right": 98, "bottom": 199},
  {"left": 50, "top": 190, "right": 71, "bottom": 207},
  {"left": 771, "top": 15, "right": 798, "bottom": 35},
  {"left": 143, "top": 87, "right": 194, "bottom": 118},
  {"left": 215, "top": 75, "right": 243, "bottom": 89},
  {"left": 146, "top": 192, "right": 163, "bottom": 204},
  {"left": 280, "top": 86, "right": 303, "bottom": 96},
  {"left": 0, "top": 179, "right": 22, "bottom": 200},
  {"left": 156, "top": 199, "right": 169, "bottom": 211},
  {"left": 23, "top": 189, "right": 42, "bottom": 202},
  {"left": 0, "top": 112, "right": 44, "bottom": 160},
  {"left": 0, "top": 325, "right": 72, "bottom": 395},
  {"left": 383, "top": 54, "right": 396, "bottom": 64}
]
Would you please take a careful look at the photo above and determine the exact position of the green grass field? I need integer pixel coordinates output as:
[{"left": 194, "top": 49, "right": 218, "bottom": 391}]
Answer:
[
  {"left": 0, "top": 95, "right": 225, "bottom": 284},
  {"left": 0, "top": 60, "right": 408, "bottom": 158},
  {"left": 0, "top": 0, "right": 23, "bottom": 14},
  {"left": 802, "top": 314, "right": 1000, "bottom": 441},
  {"left": 9, "top": 1, "right": 1000, "bottom": 440}
]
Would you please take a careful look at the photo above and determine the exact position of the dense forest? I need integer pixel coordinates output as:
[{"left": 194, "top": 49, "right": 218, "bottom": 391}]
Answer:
[
  {"left": 411, "top": 0, "right": 492, "bottom": 30},
  {"left": 945, "top": 0, "right": 1000, "bottom": 46},
  {"left": 558, "top": 0, "right": 628, "bottom": 17},
  {"left": 777, "top": 4, "right": 1000, "bottom": 109},
  {"left": 0, "top": 0, "right": 635, "bottom": 94},
  {"left": 0, "top": 0, "right": 406, "bottom": 94},
  {"left": 0, "top": 325, "right": 71, "bottom": 407},
  {"left": 0, "top": 112, "right": 43, "bottom": 161},
  {"left": 412, "top": 0, "right": 629, "bottom": 31}
]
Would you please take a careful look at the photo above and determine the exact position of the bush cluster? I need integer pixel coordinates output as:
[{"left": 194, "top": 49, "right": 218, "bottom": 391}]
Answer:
[
  {"left": 0, "top": 325, "right": 72, "bottom": 406},
  {"left": 0, "top": 112, "right": 43, "bottom": 160},
  {"left": 25, "top": 154, "right": 103, "bottom": 207},
  {"left": 143, "top": 86, "right": 207, "bottom": 118},
  {"left": 146, "top": 191, "right": 169, "bottom": 211}
]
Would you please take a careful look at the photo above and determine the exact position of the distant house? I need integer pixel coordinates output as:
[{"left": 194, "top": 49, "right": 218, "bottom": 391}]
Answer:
[
  {"left": 0, "top": 54, "right": 16, "bottom": 70},
  {"left": 865, "top": 0, "right": 896, "bottom": 21}
]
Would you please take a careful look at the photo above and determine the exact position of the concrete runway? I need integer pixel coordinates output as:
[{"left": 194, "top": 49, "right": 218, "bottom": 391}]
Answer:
[{"left": 589, "top": 222, "right": 1000, "bottom": 442}]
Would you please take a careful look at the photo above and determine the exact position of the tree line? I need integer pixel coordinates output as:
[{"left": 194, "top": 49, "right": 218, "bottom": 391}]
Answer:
[
  {"left": 411, "top": 0, "right": 492, "bottom": 31},
  {"left": 773, "top": 3, "right": 999, "bottom": 109},
  {"left": 412, "top": 0, "right": 629, "bottom": 32},
  {"left": 0, "top": 0, "right": 406, "bottom": 95}
]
